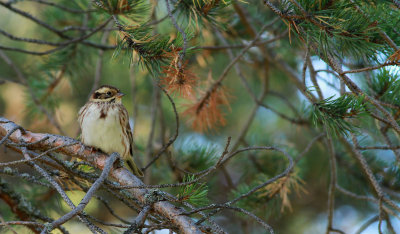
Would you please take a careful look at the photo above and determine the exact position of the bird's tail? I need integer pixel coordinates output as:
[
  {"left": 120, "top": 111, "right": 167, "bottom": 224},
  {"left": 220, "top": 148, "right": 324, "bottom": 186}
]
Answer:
[{"left": 125, "top": 157, "right": 144, "bottom": 177}]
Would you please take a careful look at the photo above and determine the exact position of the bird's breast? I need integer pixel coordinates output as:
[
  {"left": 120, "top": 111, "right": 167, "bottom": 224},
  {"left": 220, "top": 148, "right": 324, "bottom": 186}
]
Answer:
[{"left": 80, "top": 104, "right": 128, "bottom": 156}]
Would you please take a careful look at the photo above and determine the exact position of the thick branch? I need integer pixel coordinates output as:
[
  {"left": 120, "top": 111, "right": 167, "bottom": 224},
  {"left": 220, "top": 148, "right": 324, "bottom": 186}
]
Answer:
[{"left": 0, "top": 117, "right": 203, "bottom": 234}]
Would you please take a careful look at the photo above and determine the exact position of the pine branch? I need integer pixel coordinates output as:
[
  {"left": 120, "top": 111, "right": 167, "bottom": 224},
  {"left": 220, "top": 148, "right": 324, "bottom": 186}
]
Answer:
[
  {"left": 311, "top": 94, "right": 366, "bottom": 137},
  {"left": 0, "top": 178, "right": 68, "bottom": 234},
  {"left": 178, "top": 175, "right": 209, "bottom": 206},
  {"left": 0, "top": 18, "right": 112, "bottom": 56},
  {"left": 0, "top": 117, "right": 204, "bottom": 234}
]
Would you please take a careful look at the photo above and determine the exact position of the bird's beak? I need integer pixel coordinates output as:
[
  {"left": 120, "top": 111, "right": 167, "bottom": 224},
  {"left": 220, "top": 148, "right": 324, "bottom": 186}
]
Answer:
[{"left": 116, "top": 92, "right": 125, "bottom": 98}]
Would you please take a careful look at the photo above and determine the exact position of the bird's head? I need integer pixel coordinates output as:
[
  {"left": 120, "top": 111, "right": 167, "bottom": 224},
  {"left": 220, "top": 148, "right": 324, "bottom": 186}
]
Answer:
[{"left": 90, "top": 85, "right": 125, "bottom": 103}]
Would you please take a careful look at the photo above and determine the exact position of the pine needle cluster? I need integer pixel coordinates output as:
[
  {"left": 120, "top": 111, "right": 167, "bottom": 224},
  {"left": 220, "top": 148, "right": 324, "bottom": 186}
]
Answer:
[
  {"left": 113, "top": 25, "right": 188, "bottom": 73},
  {"left": 278, "top": 0, "right": 391, "bottom": 60},
  {"left": 183, "top": 76, "right": 230, "bottom": 132},
  {"left": 178, "top": 175, "right": 209, "bottom": 206},
  {"left": 367, "top": 69, "right": 400, "bottom": 108},
  {"left": 95, "top": 0, "right": 150, "bottom": 21},
  {"left": 259, "top": 172, "right": 307, "bottom": 213},
  {"left": 175, "top": 0, "right": 232, "bottom": 27},
  {"left": 311, "top": 94, "right": 366, "bottom": 137}
]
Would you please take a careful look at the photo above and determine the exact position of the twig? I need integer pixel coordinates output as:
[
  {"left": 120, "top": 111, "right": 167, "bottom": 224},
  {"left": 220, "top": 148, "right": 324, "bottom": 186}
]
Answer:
[
  {"left": 89, "top": 22, "right": 113, "bottom": 96},
  {"left": 307, "top": 53, "right": 324, "bottom": 100},
  {"left": 197, "top": 22, "right": 271, "bottom": 114},
  {"left": 0, "top": 2, "right": 112, "bottom": 50},
  {"left": 268, "top": 91, "right": 302, "bottom": 117},
  {"left": 325, "top": 136, "right": 337, "bottom": 234},
  {"left": 0, "top": 221, "right": 44, "bottom": 227},
  {"left": 0, "top": 168, "right": 51, "bottom": 188},
  {"left": 144, "top": 14, "right": 169, "bottom": 26},
  {"left": 191, "top": 146, "right": 293, "bottom": 226},
  {"left": 0, "top": 1, "right": 66, "bottom": 37},
  {"left": 0, "top": 214, "right": 18, "bottom": 234},
  {"left": 0, "top": 18, "right": 112, "bottom": 56},
  {"left": 342, "top": 62, "right": 400, "bottom": 74},
  {"left": 213, "top": 25, "right": 272, "bottom": 151},
  {"left": 180, "top": 200, "right": 227, "bottom": 234},
  {"left": 214, "top": 29, "right": 257, "bottom": 103},
  {"left": 354, "top": 215, "right": 379, "bottom": 234},
  {"left": 379, "top": 127, "right": 400, "bottom": 162},
  {"left": 336, "top": 185, "right": 375, "bottom": 202},
  {"left": 0, "top": 50, "right": 65, "bottom": 134},
  {"left": 358, "top": 145, "right": 400, "bottom": 150},
  {"left": 20, "top": 147, "right": 104, "bottom": 234},
  {"left": 44, "top": 153, "right": 119, "bottom": 232},
  {"left": 302, "top": 47, "right": 309, "bottom": 85},
  {"left": 199, "top": 32, "right": 287, "bottom": 51},
  {"left": 124, "top": 205, "right": 152, "bottom": 234},
  {"left": 165, "top": 0, "right": 187, "bottom": 68},
  {"left": 120, "top": 138, "right": 232, "bottom": 189},
  {"left": 0, "top": 126, "right": 22, "bottom": 146},
  {"left": 295, "top": 133, "right": 325, "bottom": 164},
  {"left": 345, "top": 135, "right": 400, "bottom": 213},
  {"left": 259, "top": 103, "right": 308, "bottom": 125},
  {"left": 0, "top": 29, "right": 70, "bottom": 46},
  {"left": 0, "top": 142, "right": 77, "bottom": 167},
  {"left": 129, "top": 67, "right": 139, "bottom": 135},
  {"left": 26, "top": 0, "right": 97, "bottom": 14},
  {"left": 378, "top": 197, "right": 383, "bottom": 234},
  {"left": 185, "top": 204, "right": 274, "bottom": 234},
  {"left": 143, "top": 81, "right": 160, "bottom": 180},
  {"left": 143, "top": 86, "right": 179, "bottom": 170},
  {"left": 228, "top": 147, "right": 293, "bottom": 204}
]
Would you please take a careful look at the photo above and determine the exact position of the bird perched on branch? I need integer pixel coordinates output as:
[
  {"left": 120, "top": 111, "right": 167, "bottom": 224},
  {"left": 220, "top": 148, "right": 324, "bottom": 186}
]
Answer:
[{"left": 78, "top": 85, "right": 143, "bottom": 177}]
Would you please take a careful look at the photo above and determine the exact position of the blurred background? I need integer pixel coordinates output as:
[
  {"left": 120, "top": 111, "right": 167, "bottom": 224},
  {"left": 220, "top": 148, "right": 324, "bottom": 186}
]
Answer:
[{"left": 1, "top": 0, "right": 400, "bottom": 233}]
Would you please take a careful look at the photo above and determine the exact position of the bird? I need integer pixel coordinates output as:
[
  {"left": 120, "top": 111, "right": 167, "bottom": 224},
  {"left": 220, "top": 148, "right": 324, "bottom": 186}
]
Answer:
[{"left": 78, "top": 85, "right": 144, "bottom": 177}]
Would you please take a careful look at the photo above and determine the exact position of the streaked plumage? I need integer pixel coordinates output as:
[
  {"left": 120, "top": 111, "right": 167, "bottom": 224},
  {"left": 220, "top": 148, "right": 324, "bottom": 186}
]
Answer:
[{"left": 78, "top": 85, "right": 143, "bottom": 177}]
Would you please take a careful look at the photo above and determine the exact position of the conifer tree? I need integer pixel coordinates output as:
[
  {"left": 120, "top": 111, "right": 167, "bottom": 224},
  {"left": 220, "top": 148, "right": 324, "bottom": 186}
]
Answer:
[{"left": 0, "top": 0, "right": 400, "bottom": 233}]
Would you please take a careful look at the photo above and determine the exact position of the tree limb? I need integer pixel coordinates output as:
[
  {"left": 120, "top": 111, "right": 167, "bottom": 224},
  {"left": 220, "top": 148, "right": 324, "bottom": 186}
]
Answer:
[{"left": 0, "top": 117, "right": 204, "bottom": 234}]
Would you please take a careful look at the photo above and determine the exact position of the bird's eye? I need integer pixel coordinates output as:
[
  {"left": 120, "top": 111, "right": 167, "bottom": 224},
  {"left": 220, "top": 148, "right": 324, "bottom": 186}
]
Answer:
[{"left": 107, "top": 91, "right": 111, "bottom": 96}]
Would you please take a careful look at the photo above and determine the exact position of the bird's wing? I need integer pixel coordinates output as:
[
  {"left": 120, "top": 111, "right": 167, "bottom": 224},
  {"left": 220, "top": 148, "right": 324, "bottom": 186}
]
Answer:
[
  {"left": 127, "top": 120, "right": 134, "bottom": 157},
  {"left": 77, "top": 103, "right": 89, "bottom": 142},
  {"left": 121, "top": 107, "right": 134, "bottom": 157}
]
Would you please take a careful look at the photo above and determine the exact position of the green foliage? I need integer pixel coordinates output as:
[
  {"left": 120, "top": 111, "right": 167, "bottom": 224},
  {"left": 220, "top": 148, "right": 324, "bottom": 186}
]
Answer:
[
  {"left": 26, "top": 72, "right": 60, "bottom": 115},
  {"left": 230, "top": 182, "right": 263, "bottom": 210},
  {"left": 95, "top": 0, "right": 150, "bottom": 23},
  {"left": 229, "top": 176, "right": 283, "bottom": 218},
  {"left": 359, "top": 1, "right": 400, "bottom": 51},
  {"left": 42, "top": 45, "right": 93, "bottom": 79},
  {"left": 113, "top": 24, "right": 193, "bottom": 73},
  {"left": 26, "top": 45, "right": 92, "bottom": 117},
  {"left": 174, "top": 138, "right": 218, "bottom": 171},
  {"left": 367, "top": 68, "right": 400, "bottom": 107},
  {"left": 0, "top": 178, "right": 42, "bottom": 217},
  {"left": 175, "top": 0, "right": 232, "bottom": 28},
  {"left": 3, "top": 0, "right": 400, "bottom": 232},
  {"left": 280, "top": 0, "right": 385, "bottom": 61},
  {"left": 311, "top": 94, "right": 366, "bottom": 137},
  {"left": 41, "top": 0, "right": 105, "bottom": 38},
  {"left": 384, "top": 164, "right": 400, "bottom": 190},
  {"left": 178, "top": 175, "right": 209, "bottom": 206}
]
